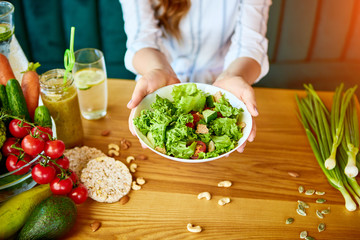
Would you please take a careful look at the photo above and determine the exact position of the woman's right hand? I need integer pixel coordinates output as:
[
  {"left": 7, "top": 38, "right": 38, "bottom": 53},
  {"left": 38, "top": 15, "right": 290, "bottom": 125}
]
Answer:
[{"left": 127, "top": 68, "right": 180, "bottom": 136}]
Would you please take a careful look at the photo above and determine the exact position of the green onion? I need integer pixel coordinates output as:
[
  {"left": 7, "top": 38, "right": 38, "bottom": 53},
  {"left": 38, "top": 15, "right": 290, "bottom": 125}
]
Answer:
[{"left": 296, "top": 84, "right": 359, "bottom": 211}]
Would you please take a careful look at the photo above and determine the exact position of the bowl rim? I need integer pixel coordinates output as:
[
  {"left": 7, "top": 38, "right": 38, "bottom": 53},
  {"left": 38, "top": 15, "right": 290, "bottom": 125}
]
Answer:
[
  {"left": 132, "top": 82, "right": 253, "bottom": 163},
  {"left": 0, "top": 117, "right": 57, "bottom": 190}
]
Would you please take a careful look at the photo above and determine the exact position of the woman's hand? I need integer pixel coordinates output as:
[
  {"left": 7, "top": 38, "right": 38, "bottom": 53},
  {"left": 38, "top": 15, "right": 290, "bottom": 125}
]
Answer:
[
  {"left": 213, "top": 75, "right": 258, "bottom": 153},
  {"left": 128, "top": 68, "right": 180, "bottom": 136}
]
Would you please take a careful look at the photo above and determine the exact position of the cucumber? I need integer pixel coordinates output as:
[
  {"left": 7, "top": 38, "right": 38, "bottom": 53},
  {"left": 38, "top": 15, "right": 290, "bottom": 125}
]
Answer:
[
  {"left": 0, "top": 184, "right": 52, "bottom": 239},
  {"left": 206, "top": 95, "right": 215, "bottom": 108},
  {"left": 203, "top": 109, "right": 217, "bottom": 123},
  {"left": 0, "top": 84, "right": 10, "bottom": 113},
  {"left": 6, "top": 79, "right": 31, "bottom": 122},
  {"left": 34, "top": 105, "right": 52, "bottom": 128}
]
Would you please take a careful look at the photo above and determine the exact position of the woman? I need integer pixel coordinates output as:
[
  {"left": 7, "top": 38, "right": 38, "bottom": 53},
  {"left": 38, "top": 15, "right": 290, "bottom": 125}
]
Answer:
[{"left": 120, "top": 0, "right": 271, "bottom": 152}]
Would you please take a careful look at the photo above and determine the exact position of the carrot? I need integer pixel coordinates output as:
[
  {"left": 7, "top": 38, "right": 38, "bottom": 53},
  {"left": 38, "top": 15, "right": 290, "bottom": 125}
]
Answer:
[
  {"left": 21, "top": 62, "right": 41, "bottom": 121},
  {"left": 0, "top": 53, "right": 15, "bottom": 85}
]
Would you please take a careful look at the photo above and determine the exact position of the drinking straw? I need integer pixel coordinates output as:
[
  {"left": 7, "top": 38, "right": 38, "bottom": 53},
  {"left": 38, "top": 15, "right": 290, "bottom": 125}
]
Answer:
[{"left": 63, "top": 26, "right": 75, "bottom": 85}]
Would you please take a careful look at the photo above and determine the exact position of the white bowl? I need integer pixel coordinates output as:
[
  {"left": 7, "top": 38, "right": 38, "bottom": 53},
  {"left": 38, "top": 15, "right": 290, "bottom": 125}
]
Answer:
[{"left": 133, "top": 83, "right": 252, "bottom": 163}]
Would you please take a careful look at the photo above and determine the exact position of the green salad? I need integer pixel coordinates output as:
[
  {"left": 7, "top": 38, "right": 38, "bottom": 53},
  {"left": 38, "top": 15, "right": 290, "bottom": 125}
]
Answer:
[{"left": 133, "top": 84, "right": 245, "bottom": 159}]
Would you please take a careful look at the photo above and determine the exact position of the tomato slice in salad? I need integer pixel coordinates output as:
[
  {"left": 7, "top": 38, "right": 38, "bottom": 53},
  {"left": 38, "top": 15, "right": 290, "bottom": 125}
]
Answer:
[
  {"left": 186, "top": 111, "right": 201, "bottom": 129},
  {"left": 191, "top": 141, "right": 207, "bottom": 159}
]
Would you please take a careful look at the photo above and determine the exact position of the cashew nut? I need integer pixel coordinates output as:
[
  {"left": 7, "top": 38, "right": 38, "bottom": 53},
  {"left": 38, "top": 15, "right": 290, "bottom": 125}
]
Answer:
[
  {"left": 108, "top": 143, "right": 120, "bottom": 151},
  {"left": 217, "top": 180, "right": 232, "bottom": 187},
  {"left": 129, "top": 163, "right": 137, "bottom": 173},
  {"left": 136, "top": 177, "right": 146, "bottom": 185},
  {"left": 187, "top": 223, "right": 202, "bottom": 233},
  {"left": 108, "top": 149, "right": 120, "bottom": 157},
  {"left": 208, "top": 141, "right": 215, "bottom": 152},
  {"left": 218, "top": 197, "right": 231, "bottom": 206},
  {"left": 131, "top": 181, "right": 141, "bottom": 190},
  {"left": 197, "top": 192, "right": 211, "bottom": 200},
  {"left": 126, "top": 156, "right": 135, "bottom": 164},
  {"left": 239, "top": 122, "right": 246, "bottom": 129}
]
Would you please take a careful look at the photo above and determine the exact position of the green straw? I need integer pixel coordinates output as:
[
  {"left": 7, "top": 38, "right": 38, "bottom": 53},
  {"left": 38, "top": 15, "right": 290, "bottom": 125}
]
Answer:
[{"left": 63, "top": 26, "right": 75, "bottom": 85}]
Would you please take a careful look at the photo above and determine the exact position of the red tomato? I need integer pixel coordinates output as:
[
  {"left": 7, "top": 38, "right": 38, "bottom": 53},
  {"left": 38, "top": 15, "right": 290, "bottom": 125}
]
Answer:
[
  {"left": 48, "top": 156, "right": 70, "bottom": 173},
  {"left": 191, "top": 112, "right": 201, "bottom": 124},
  {"left": 21, "top": 135, "right": 45, "bottom": 156},
  {"left": 2, "top": 137, "right": 21, "bottom": 157},
  {"left": 186, "top": 112, "right": 201, "bottom": 129},
  {"left": 31, "top": 126, "right": 53, "bottom": 142},
  {"left": 191, "top": 141, "right": 207, "bottom": 159},
  {"left": 50, "top": 176, "right": 73, "bottom": 195},
  {"left": 69, "top": 170, "right": 78, "bottom": 184},
  {"left": 6, "top": 154, "right": 31, "bottom": 175},
  {"left": 9, "top": 119, "right": 31, "bottom": 138},
  {"left": 44, "top": 140, "right": 65, "bottom": 159},
  {"left": 31, "top": 164, "right": 56, "bottom": 184},
  {"left": 68, "top": 184, "right": 88, "bottom": 204}
]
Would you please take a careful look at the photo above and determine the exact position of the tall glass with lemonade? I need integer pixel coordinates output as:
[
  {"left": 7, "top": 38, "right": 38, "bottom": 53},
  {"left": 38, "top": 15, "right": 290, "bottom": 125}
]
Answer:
[
  {"left": 0, "top": 1, "right": 14, "bottom": 57},
  {"left": 73, "top": 48, "right": 108, "bottom": 120}
]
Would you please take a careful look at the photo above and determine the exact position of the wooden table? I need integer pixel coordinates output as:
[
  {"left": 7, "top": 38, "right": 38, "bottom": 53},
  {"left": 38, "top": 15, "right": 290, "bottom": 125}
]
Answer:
[{"left": 65, "top": 79, "right": 360, "bottom": 240}]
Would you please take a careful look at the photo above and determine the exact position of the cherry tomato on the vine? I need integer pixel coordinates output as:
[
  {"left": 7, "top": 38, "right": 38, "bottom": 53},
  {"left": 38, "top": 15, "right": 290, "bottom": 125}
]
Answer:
[
  {"left": 68, "top": 184, "right": 88, "bottom": 204},
  {"left": 31, "top": 164, "right": 56, "bottom": 184},
  {"left": 2, "top": 137, "right": 21, "bottom": 157},
  {"left": 21, "top": 135, "right": 45, "bottom": 156},
  {"left": 44, "top": 140, "right": 65, "bottom": 159},
  {"left": 6, "top": 154, "right": 31, "bottom": 175},
  {"left": 48, "top": 156, "right": 70, "bottom": 173},
  {"left": 31, "top": 126, "right": 53, "bottom": 142},
  {"left": 50, "top": 176, "right": 73, "bottom": 195},
  {"left": 9, "top": 119, "right": 31, "bottom": 138},
  {"left": 69, "top": 170, "right": 78, "bottom": 185}
]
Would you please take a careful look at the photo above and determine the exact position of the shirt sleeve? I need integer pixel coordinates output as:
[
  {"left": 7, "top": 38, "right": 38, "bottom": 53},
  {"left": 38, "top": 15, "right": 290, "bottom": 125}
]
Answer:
[
  {"left": 119, "top": 0, "right": 168, "bottom": 74},
  {"left": 223, "top": 0, "right": 271, "bottom": 83}
]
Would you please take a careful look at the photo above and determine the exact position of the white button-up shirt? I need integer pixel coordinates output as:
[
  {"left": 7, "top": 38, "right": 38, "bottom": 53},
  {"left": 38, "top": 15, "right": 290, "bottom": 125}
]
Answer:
[{"left": 120, "top": 0, "right": 271, "bottom": 84}]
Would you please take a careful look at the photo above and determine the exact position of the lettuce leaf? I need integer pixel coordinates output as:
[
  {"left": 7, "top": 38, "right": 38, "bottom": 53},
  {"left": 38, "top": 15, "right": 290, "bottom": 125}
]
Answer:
[
  {"left": 214, "top": 95, "right": 242, "bottom": 118},
  {"left": 172, "top": 84, "right": 206, "bottom": 113},
  {"left": 166, "top": 141, "right": 197, "bottom": 159},
  {"left": 210, "top": 118, "right": 243, "bottom": 141}
]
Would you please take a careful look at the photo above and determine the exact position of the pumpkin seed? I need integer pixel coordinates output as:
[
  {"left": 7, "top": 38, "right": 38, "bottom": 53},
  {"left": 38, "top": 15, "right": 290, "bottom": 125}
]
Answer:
[
  {"left": 318, "top": 223, "right": 326, "bottom": 232},
  {"left": 298, "top": 185, "right": 304, "bottom": 193},
  {"left": 315, "top": 191, "right": 325, "bottom": 195},
  {"left": 321, "top": 208, "right": 331, "bottom": 214},
  {"left": 298, "top": 203, "right": 305, "bottom": 212},
  {"left": 298, "top": 200, "right": 310, "bottom": 208},
  {"left": 305, "top": 189, "right": 315, "bottom": 195},
  {"left": 285, "top": 217, "right": 294, "bottom": 224},
  {"left": 296, "top": 208, "right": 307, "bottom": 216},
  {"left": 316, "top": 198, "right": 326, "bottom": 204},
  {"left": 316, "top": 210, "right": 324, "bottom": 219},
  {"left": 305, "top": 236, "right": 315, "bottom": 240},
  {"left": 300, "top": 231, "right": 308, "bottom": 239}
]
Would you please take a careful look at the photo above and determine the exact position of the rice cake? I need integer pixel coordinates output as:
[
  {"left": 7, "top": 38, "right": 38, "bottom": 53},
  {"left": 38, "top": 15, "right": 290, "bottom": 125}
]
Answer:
[{"left": 81, "top": 156, "right": 132, "bottom": 203}]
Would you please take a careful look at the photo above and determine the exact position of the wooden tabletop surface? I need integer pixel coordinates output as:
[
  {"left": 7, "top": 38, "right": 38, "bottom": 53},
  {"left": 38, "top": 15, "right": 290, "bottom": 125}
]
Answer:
[{"left": 64, "top": 79, "right": 360, "bottom": 240}]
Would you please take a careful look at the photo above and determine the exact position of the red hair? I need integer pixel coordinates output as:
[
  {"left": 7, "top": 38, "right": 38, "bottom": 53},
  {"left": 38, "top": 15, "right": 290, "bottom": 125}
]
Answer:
[{"left": 154, "top": 0, "right": 191, "bottom": 40}]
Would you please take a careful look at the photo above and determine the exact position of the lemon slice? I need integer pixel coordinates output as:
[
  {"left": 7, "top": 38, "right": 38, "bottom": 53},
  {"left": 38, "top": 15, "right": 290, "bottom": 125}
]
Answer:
[
  {"left": 0, "top": 26, "right": 7, "bottom": 34},
  {"left": 74, "top": 69, "right": 106, "bottom": 90}
]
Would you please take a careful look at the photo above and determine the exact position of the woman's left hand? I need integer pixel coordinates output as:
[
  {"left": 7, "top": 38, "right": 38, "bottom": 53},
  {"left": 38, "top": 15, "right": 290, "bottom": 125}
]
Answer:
[{"left": 213, "top": 75, "right": 258, "bottom": 153}]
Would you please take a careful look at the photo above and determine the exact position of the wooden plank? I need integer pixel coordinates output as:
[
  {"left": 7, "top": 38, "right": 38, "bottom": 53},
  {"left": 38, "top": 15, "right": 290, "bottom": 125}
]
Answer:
[
  {"left": 311, "top": 0, "right": 354, "bottom": 60},
  {"left": 266, "top": 0, "right": 283, "bottom": 62},
  {"left": 276, "top": 0, "right": 318, "bottom": 62},
  {"left": 345, "top": 1, "right": 360, "bottom": 60},
  {"left": 61, "top": 80, "right": 360, "bottom": 239}
]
